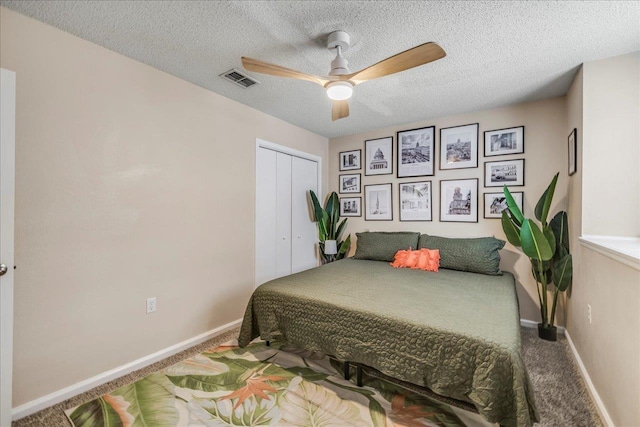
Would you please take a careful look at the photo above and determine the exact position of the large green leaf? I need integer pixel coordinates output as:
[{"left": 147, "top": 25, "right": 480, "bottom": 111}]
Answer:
[
  {"left": 325, "top": 193, "right": 339, "bottom": 237},
  {"left": 501, "top": 211, "right": 522, "bottom": 247},
  {"left": 335, "top": 218, "right": 348, "bottom": 243},
  {"left": 543, "top": 226, "right": 557, "bottom": 258},
  {"left": 69, "top": 397, "right": 124, "bottom": 427},
  {"left": 279, "top": 379, "right": 368, "bottom": 426},
  {"left": 503, "top": 185, "right": 524, "bottom": 225},
  {"left": 550, "top": 211, "right": 570, "bottom": 254},
  {"left": 110, "top": 373, "right": 178, "bottom": 427},
  {"left": 520, "top": 219, "right": 554, "bottom": 261},
  {"left": 553, "top": 253, "right": 573, "bottom": 291},
  {"left": 534, "top": 173, "right": 558, "bottom": 226},
  {"left": 337, "top": 234, "right": 351, "bottom": 260},
  {"left": 309, "top": 190, "right": 323, "bottom": 223}
]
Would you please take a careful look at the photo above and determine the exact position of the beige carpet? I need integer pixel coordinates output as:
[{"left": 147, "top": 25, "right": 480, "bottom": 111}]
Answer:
[{"left": 12, "top": 327, "right": 602, "bottom": 426}]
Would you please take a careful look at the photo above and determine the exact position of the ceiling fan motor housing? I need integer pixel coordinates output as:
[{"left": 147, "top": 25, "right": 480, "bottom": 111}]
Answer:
[{"left": 328, "top": 31, "right": 351, "bottom": 76}]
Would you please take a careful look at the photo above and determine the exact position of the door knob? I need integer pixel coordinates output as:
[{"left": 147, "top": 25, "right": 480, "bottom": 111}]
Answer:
[{"left": 0, "top": 264, "right": 7, "bottom": 276}]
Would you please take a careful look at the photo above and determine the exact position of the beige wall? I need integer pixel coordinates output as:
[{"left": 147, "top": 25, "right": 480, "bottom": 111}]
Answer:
[
  {"left": 330, "top": 97, "right": 569, "bottom": 324},
  {"left": 582, "top": 52, "right": 640, "bottom": 236},
  {"left": 566, "top": 55, "right": 640, "bottom": 427},
  {"left": 0, "top": 8, "right": 328, "bottom": 407}
]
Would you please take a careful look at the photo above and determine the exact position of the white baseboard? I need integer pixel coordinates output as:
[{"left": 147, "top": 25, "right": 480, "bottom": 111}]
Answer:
[
  {"left": 12, "top": 318, "right": 242, "bottom": 421},
  {"left": 565, "top": 330, "right": 614, "bottom": 427},
  {"left": 520, "top": 318, "right": 566, "bottom": 335}
]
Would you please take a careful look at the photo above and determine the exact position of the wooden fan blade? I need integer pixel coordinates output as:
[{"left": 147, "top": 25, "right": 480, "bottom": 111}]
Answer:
[
  {"left": 242, "top": 57, "right": 328, "bottom": 86},
  {"left": 346, "top": 42, "right": 445, "bottom": 84},
  {"left": 332, "top": 100, "right": 350, "bottom": 121}
]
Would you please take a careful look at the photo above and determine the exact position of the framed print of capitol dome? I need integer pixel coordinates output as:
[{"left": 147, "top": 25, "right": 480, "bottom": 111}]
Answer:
[{"left": 365, "top": 136, "right": 393, "bottom": 176}]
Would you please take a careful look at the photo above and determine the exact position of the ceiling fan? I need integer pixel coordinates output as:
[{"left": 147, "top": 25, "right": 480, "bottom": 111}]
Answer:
[{"left": 241, "top": 31, "right": 446, "bottom": 121}]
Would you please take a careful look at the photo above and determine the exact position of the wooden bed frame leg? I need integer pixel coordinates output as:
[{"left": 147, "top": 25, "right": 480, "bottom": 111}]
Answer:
[
  {"left": 344, "top": 361, "right": 350, "bottom": 380},
  {"left": 356, "top": 364, "right": 363, "bottom": 387}
]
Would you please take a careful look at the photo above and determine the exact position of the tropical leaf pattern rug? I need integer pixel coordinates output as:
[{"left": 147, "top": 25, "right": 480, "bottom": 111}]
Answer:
[{"left": 65, "top": 341, "right": 493, "bottom": 426}]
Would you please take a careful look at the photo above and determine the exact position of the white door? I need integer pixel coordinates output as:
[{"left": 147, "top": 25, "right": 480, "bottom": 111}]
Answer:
[
  {"left": 255, "top": 141, "right": 321, "bottom": 288},
  {"left": 0, "top": 69, "right": 16, "bottom": 427},
  {"left": 291, "top": 156, "right": 318, "bottom": 273},
  {"left": 275, "top": 152, "right": 292, "bottom": 279}
]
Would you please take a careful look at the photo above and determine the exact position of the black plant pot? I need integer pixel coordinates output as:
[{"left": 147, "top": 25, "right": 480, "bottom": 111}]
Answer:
[{"left": 538, "top": 323, "right": 557, "bottom": 342}]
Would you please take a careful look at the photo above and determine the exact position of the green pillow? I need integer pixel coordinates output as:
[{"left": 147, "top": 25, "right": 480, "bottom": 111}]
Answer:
[
  {"left": 353, "top": 232, "right": 420, "bottom": 262},
  {"left": 418, "top": 234, "right": 505, "bottom": 275}
]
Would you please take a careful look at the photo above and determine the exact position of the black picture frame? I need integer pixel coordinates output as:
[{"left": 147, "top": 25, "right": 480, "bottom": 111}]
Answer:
[
  {"left": 439, "top": 178, "right": 479, "bottom": 223},
  {"left": 484, "top": 191, "right": 524, "bottom": 219},
  {"left": 439, "top": 123, "right": 479, "bottom": 170},
  {"left": 396, "top": 126, "right": 435, "bottom": 178},
  {"left": 340, "top": 197, "right": 362, "bottom": 217},
  {"left": 364, "top": 137, "right": 393, "bottom": 176},
  {"left": 364, "top": 183, "right": 393, "bottom": 221},
  {"left": 484, "top": 126, "right": 525, "bottom": 157},
  {"left": 568, "top": 128, "right": 577, "bottom": 176},
  {"left": 338, "top": 173, "right": 361, "bottom": 194},
  {"left": 484, "top": 159, "right": 525, "bottom": 187},
  {"left": 339, "top": 149, "right": 361, "bottom": 171},
  {"left": 399, "top": 181, "right": 432, "bottom": 221}
]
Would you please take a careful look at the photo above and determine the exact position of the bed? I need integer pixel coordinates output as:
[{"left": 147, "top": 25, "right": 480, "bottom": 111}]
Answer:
[{"left": 239, "top": 255, "right": 539, "bottom": 427}]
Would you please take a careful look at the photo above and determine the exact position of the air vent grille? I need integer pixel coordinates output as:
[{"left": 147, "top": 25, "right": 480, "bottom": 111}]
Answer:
[{"left": 220, "top": 69, "right": 259, "bottom": 88}]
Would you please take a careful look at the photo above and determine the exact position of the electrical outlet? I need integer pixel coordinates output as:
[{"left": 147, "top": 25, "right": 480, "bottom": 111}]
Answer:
[
  {"left": 587, "top": 304, "right": 592, "bottom": 324},
  {"left": 146, "top": 297, "right": 157, "bottom": 314}
]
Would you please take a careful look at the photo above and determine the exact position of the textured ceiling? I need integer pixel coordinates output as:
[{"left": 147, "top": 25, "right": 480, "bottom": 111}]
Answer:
[{"left": 2, "top": 1, "right": 639, "bottom": 138}]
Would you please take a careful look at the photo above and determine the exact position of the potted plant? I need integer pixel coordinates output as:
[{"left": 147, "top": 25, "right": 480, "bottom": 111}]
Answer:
[
  {"left": 501, "top": 173, "right": 572, "bottom": 341},
  {"left": 309, "top": 190, "right": 351, "bottom": 263}
]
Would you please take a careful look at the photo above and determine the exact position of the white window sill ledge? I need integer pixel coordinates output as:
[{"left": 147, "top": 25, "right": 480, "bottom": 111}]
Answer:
[{"left": 579, "top": 235, "right": 640, "bottom": 271}]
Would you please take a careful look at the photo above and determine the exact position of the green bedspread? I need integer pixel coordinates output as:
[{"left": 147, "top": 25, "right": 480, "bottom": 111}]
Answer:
[{"left": 239, "top": 258, "right": 539, "bottom": 427}]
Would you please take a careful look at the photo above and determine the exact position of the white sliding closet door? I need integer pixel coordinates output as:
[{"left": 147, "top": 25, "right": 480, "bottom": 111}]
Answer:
[
  {"left": 291, "top": 156, "right": 318, "bottom": 273},
  {"left": 275, "top": 152, "right": 292, "bottom": 278},
  {"left": 255, "top": 141, "right": 320, "bottom": 288}
]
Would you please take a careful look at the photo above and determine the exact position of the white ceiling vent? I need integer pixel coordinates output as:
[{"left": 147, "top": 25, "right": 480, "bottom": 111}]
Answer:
[{"left": 220, "top": 69, "right": 259, "bottom": 88}]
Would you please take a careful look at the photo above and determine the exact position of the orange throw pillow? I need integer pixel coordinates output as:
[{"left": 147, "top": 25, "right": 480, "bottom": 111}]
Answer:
[{"left": 390, "top": 248, "right": 440, "bottom": 272}]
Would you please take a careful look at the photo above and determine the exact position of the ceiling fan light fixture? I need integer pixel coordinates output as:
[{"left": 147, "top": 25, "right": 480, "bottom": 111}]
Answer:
[{"left": 326, "top": 81, "right": 353, "bottom": 101}]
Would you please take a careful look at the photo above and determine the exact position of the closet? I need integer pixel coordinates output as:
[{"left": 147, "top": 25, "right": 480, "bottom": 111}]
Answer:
[{"left": 255, "top": 140, "right": 320, "bottom": 287}]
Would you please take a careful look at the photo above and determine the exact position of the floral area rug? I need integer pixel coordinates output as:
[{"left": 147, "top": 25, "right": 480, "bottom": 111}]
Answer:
[{"left": 65, "top": 341, "right": 493, "bottom": 426}]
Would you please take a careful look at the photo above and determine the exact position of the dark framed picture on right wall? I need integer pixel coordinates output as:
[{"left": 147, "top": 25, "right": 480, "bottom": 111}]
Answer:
[{"left": 568, "top": 128, "right": 577, "bottom": 176}]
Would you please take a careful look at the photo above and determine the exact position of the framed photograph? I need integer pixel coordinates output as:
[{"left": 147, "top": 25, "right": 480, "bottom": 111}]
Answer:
[
  {"left": 440, "top": 179, "right": 478, "bottom": 222},
  {"left": 568, "top": 128, "right": 577, "bottom": 176},
  {"left": 484, "top": 126, "right": 525, "bottom": 157},
  {"left": 439, "top": 123, "right": 479, "bottom": 170},
  {"left": 339, "top": 173, "right": 361, "bottom": 194},
  {"left": 397, "top": 126, "right": 435, "bottom": 177},
  {"left": 484, "top": 192, "right": 523, "bottom": 219},
  {"left": 339, "top": 149, "right": 361, "bottom": 171},
  {"left": 365, "top": 137, "right": 393, "bottom": 176},
  {"left": 340, "top": 197, "right": 362, "bottom": 217},
  {"left": 484, "top": 159, "right": 525, "bottom": 187},
  {"left": 365, "top": 183, "right": 393, "bottom": 221},
  {"left": 399, "top": 181, "right": 432, "bottom": 221}
]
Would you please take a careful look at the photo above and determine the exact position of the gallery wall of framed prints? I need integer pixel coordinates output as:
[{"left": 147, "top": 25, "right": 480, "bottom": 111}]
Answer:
[{"left": 335, "top": 121, "right": 528, "bottom": 224}]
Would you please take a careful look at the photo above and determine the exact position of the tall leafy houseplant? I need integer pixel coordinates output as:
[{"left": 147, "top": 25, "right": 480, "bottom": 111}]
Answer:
[
  {"left": 501, "top": 173, "right": 572, "bottom": 341},
  {"left": 309, "top": 190, "right": 351, "bottom": 263}
]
